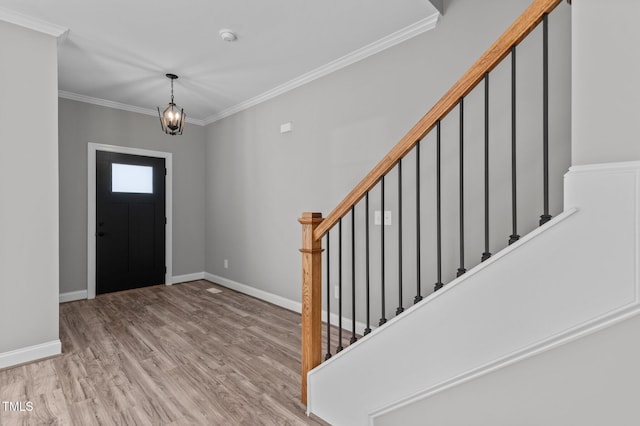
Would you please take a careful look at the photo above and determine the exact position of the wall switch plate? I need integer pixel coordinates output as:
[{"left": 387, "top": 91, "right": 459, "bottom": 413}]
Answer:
[
  {"left": 224, "top": 259, "right": 229, "bottom": 269},
  {"left": 374, "top": 210, "right": 392, "bottom": 226}
]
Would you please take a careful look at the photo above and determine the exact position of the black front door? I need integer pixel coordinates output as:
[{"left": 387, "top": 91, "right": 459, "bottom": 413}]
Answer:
[{"left": 96, "top": 151, "right": 166, "bottom": 294}]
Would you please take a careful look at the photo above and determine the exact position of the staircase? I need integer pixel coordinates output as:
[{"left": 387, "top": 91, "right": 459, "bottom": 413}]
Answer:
[{"left": 299, "top": 0, "right": 576, "bottom": 423}]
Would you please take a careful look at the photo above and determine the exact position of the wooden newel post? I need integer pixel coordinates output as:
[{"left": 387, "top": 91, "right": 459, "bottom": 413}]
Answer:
[{"left": 299, "top": 212, "right": 323, "bottom": 405}]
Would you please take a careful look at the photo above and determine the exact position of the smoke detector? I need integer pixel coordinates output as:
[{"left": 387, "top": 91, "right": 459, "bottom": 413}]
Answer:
[{"left": 219, "top": 29, "right": 237, "bottom": 42}]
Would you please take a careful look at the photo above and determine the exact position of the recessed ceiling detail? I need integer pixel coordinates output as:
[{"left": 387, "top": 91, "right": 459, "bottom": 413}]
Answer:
[{"left": 0, "top": 1, "right": 441, "bottom": 124}]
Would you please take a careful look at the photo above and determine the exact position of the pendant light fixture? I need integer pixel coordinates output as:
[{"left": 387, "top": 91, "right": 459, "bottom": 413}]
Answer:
[{"left": 157, "top": 73, "right": 186, "bottom": 136}]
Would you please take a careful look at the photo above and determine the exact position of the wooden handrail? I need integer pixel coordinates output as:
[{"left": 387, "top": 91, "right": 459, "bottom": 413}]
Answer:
[{"left": 313, "top": 0, "right": 562, "bottom": 242}]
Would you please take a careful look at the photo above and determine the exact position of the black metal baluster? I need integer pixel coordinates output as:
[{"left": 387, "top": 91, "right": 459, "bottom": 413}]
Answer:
[
  {"left": 337, "top": 219, "right": 344, "bottom": 353},
  {"left": 415, "top": 143, "right": 423, "bottom": 304},
  {"left": 396, "top": 160, "right": 404, "bottom": 316},
  {"left": 434, "top": 121, "right": 444, "bottom": 291},
  {"left": 482, "top": 74, "right": 492, "bottom": 262},
  {"left": 350, "top": 206, "right": 357, "bottom": 344},
  {"left": 325, "top": 233, "right": 331, "bottom": 360},
  {"left": 509, "top": 46, "right": 520, "bottom": 245},
  {"left": 540, "top": 14, "right": 552, "bottom": 226},
  {"left": 379, "top": 177, "right": 387, "bottom": 326},
  {"left": 364, "top": 192, "right": 372, "bottom": 335},
  {"left": 457, "top": 99, "right": 466, "bottom": 277}
]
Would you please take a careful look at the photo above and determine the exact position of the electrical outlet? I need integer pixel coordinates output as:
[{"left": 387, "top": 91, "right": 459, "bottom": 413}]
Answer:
[
  {"left": 224, "top": 259, "right": 229, "bottom": 269},
  {"left": 384, "top": 210, "right": 392, "bottom": 226},
  {"left": 375, "top": 210, "right": 392, "bottom": 226},
  {"left": 334, "top": 285, "right": 339, "bottom": 299}
]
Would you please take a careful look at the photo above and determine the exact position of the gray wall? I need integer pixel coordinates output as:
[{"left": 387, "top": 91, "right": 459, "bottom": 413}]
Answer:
[
  {"left": 572, "top": 0, "right": 640, "bottom": 165},
  {"left": 58, "top": 99, "right": 206, "bottom": 294},
  {"left": 374, "top": 314, "right": 640, "bottom": 426},
  {"left": 0, "top": 21, "right": 59, "bottom": 352},
  {"left": 204, "top": 0, "right": 571, "bottom": 318}
]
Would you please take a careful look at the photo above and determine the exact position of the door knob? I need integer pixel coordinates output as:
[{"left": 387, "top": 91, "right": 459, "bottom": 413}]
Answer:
[{"left": 97, "top": 232, "right": 105, "bottom": 237}]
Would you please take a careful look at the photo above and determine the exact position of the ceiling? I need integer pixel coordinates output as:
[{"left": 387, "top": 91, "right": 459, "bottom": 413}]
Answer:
[{"left": 0, "top": 1, "right": 440, "bottom": 124}]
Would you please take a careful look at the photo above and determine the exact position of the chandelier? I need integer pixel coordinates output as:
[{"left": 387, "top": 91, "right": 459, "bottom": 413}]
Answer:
[{"left": 157, "top": 73, "right": 186, "bottom": 136}]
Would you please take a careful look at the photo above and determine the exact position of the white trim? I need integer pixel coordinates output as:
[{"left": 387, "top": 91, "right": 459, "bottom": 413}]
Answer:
[
  {"left": 205, "top": 273, "right": 301, "bottom": 312},
  {"left": 429, "top": 0, "right": 444, "bottom": 14},
  {"left": 56, "top": 13, "right": 439, "bottom": 127},
  {"left": 59, "top": 290, "right": 88, "bottom": 303},
  {"left": 368, "top": 306, "right": 640, "bottom": 424},
  {"left": 56, "top": 28, "right": 70, "bottom": 48},
  {"left": 204, "top": 12, "right": 440, "bottom": 125},
  {"left": 204, "top": 272, "right": 371, "bottom": 334},
  {"left": 326, "top": 311, "right": 375, "bottom": 337},
  {"left": 568, "top": 160, "right": 640, "bottom": 174},
  {"left": 172, "top": 272, "right": 206, "bottom": 284},
  {"left": 87, "top": 143, "right": 173, "bottom": 299},
  {"left": 0, "top": 340, "right": 61, "bottom": 370},
  {"left": 58, "top": 91, "right": 206, "bottom": 126},
  {"left": 0, "top": 6, "right": 68, "bottom": 37}
]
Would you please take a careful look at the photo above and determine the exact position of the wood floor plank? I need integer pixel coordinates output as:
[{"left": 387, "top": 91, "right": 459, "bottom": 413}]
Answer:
[{"left": 0, "top": 280, "right": 329, "bottom": 425}]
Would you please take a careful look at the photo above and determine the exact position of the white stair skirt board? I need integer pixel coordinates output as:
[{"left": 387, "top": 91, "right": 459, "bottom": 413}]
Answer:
[
  {"left": 204, "top": 273, "right": 373, "bottom": 336},
  {"left": 307, "top": 161, "right": 640, "bottom": 426},
  {"left": 0, "top": 340, "right": 61, "bottom": 370},
  {"left": 59, "top": 290, "right": 88, "bottom": 303}
]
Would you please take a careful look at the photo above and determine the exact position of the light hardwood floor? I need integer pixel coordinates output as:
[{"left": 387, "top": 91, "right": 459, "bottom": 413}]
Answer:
[{"left": 0, "top": 280, "right": 343, "bottom": 425}]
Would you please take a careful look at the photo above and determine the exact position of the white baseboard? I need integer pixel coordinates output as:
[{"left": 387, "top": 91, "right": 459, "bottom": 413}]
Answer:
[
  {"left": 59, "top": 290, "right": 88, "bottom": 303},
  {"left": 0, "top": 340, "right": 61, "bottom": 370},
  {"left": 172, "top": 272, "right": 206, "bottom": 284},
  {"left": 59, "top": 272, "right": 370, "bottom": 333},
  {"left": 203, "top": 272, "right": 371, "bottom": 334},
  {"left": 327, "top": 312, "right": 376, "bottom": 337},
  {"left": 204, "top": 272, "right": 302, "bottom": 312},
  {"left": 60, "top": 273, "right": 205, "bottom": 302}
]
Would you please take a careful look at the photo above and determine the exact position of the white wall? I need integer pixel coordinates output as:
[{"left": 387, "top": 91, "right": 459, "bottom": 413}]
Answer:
[
  {"left": 0, "top": 21, "right": 61, "bottom": 364},
  {"left": 572, "top": 0, "right": 640, "bottom": 165},
  {"left": 374, "top": 311, "right": 640, "bottom": 426},
  {"left": 58, "top": 99, "right": 206, "bottom": 294},
  {"left": 204, "top": 0, "right": 571, "bottom": 317}
]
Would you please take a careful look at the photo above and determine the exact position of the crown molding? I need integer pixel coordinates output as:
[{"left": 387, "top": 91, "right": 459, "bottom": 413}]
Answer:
[
  {"left": 56, "top": 12, "right": 439, "bottom": 128},
  {"left": 429, "top": 0, "right": 444, "bottom": 15},
  {"left": 204, "top": 12, "right": 440, "bottom": 125},
  {"left": 58, "top": 91, "right": 206, "bottom": 126},
  {"left": 0, "top": 6, "right": 68, "bottom": 37}
]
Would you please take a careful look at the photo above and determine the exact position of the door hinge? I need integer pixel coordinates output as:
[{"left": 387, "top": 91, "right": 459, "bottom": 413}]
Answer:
[
  {"left": 165, "top": 217, "right": 167, "bottom": 225},
  {"left": 165, "top": 168, "right": 167, "bottom": 176},
  {"left": 164, "top": 266, "right": 167, "bottom": 273}
]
